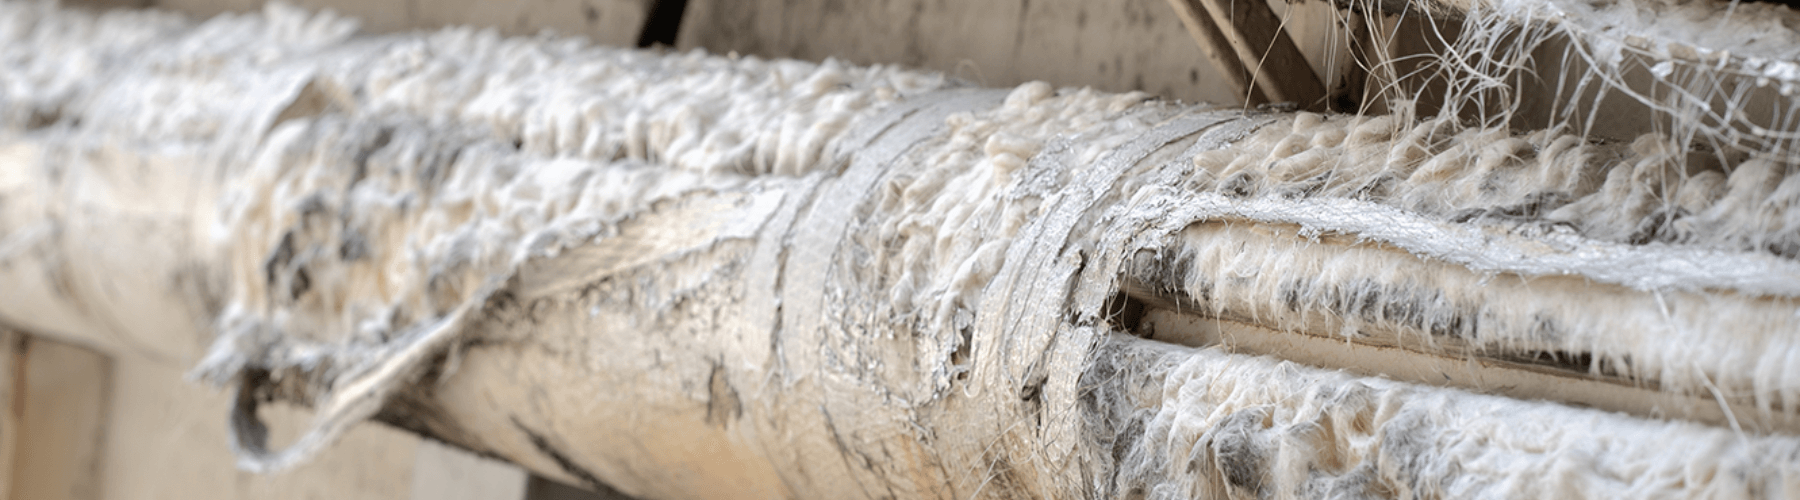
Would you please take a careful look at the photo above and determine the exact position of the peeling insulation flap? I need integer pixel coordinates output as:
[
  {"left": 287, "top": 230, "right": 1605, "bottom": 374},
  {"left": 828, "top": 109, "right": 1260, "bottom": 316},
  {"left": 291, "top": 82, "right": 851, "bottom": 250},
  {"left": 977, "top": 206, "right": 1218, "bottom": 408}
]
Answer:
[
  {"left": 222, "top": 285, "right": 490, "bottom": 472},
  {"left": 4, "top": 1, "right": 1800, "bottom": 498}
]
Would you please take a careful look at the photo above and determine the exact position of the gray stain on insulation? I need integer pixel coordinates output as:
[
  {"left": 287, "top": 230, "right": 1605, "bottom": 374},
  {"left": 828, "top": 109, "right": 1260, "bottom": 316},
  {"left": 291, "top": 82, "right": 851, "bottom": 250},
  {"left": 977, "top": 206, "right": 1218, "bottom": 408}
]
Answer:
[{"left": 704, "top": 362, "right": 743, "bottom": 428}]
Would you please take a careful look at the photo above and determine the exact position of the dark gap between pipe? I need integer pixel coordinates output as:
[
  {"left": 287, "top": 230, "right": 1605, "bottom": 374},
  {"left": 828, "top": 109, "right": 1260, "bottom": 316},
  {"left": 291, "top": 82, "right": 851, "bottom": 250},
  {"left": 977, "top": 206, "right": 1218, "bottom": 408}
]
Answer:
[{"left": 635, "top": 0, "right": 689, "bottom": 48}]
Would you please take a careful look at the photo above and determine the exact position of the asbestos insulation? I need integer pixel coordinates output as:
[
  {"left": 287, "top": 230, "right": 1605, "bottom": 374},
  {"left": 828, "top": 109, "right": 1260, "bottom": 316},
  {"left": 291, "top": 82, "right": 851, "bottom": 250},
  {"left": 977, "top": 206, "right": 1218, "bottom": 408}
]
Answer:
[{"left": 3, "top": 1, "right": 1800, "bottom": 498}]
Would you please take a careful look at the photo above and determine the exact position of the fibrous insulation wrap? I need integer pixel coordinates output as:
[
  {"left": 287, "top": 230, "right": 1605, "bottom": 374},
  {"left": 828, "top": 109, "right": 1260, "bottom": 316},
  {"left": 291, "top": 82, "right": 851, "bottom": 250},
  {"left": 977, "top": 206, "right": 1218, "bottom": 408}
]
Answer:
[{"left": 2, "top": 2, "right": 1800, "bottom": 499}]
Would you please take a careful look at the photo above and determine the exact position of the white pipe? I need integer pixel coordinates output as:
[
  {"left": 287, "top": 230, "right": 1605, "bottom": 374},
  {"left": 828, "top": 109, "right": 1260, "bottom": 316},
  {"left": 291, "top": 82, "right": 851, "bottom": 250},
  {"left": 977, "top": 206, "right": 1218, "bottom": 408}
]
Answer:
[{"left": 3, "top": 3, "right": 1800, "bottom": 498}]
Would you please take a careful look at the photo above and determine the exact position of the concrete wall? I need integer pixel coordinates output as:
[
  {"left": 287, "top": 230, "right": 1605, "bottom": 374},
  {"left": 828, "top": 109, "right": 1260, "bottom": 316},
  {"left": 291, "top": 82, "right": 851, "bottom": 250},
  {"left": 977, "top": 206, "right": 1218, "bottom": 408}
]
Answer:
[
  {"left": 5, "top": 332, "right": 109, "bottom": 500},
  {"left": 87, "top": 0, "right": 1360, "bottom": 106},
  {"left": 148, "top": 0, "right": 650, "bottom": 45},
  {"left": 97, "top": 353, "right": 420, "bottom": 500},
  {"left": 676, "top": 0, "right": 1243, "bottom": 104}
]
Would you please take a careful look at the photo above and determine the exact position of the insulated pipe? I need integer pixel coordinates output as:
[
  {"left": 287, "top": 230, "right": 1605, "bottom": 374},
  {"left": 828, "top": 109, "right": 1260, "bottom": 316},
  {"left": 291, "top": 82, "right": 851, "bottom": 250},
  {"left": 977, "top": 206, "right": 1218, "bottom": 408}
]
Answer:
[{"left": 3, "top": 3, "right": 1800, "bottom": 498}]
